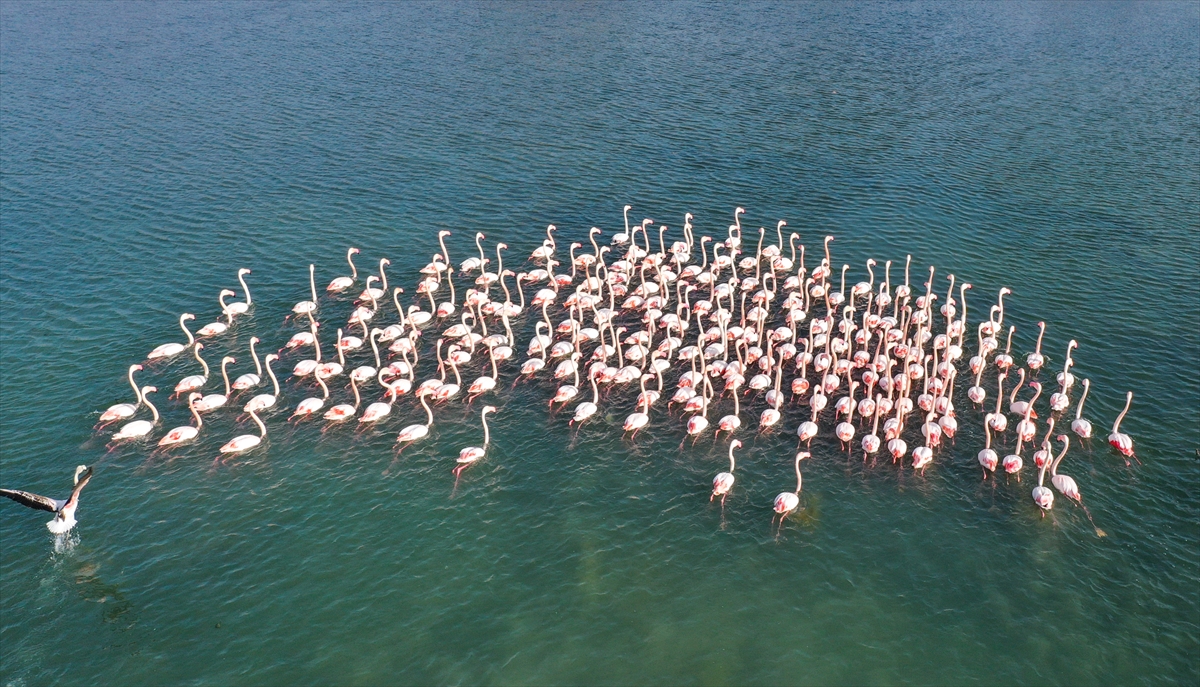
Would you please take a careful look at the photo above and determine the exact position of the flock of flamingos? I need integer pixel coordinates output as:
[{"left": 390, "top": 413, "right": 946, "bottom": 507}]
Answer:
[{"left": 2, "top": 206, "right": 1138, "bottom": 534}]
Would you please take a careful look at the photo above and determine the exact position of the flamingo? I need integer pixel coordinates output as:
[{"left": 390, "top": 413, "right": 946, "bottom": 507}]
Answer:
[
  {"left": 196, "top": 300, "right": 232, "bottom": 337},
  {"left": 291, "top": 376, "right": 330, "bottom": 419},
  {"left": 454, "top": 405, "right": 496, "bottom": 475},
  {"left": 292, "top": 264, "right": 318, "bottom": 316},
  {"left": 979, "top": 414, "right": 999, "bottom": 477},
  {"left": 223, "top": 268, "right": 253, "bottom": 317},
  {"left": 571, "top": 371, "right": 600, "bottom": 425},
  {"left": 219, "top": 409, "right": 267, "bottom": 455},
  {"left": 327, "top": 247, "right": 360, "bottom": 292},
  {"left": 111, "top": 387, "right": 160, "bottom": 441},
  {"left": 1, "top": 465, "right": 93, "bottom": 534},
  {"left": 349, "top": 328, "right": 382, "bottom": 386},
  {"left": 244, "top": 354, "right": 281, "bottom": 413},
  {"left": 1002, "top": 418, "right": 1026, "bottom": 479},
  {"left": 315, "top": 328, "right": 345, "bottom": 380},
  {"left": 1050, "top": 434, "right": 1080, "bottom": 502},
  {"left": 323, "top": 376, "right": 361, "bottom": 422},
  {"left": 1032, "top": 455, "right": 1055, "bottom": 515},
  {"left": 357, "top": 381, "right": 396, "bottom": 425},
  {"left": 159, "top": 393, "right": 204, "bottom": 446},
  {"left": 360, "top": 258, "right": 390, "bottom": 302},
  {"left": 232, "top": 337, "right": 264, "bottom": 390},
  {"left": 1071, "top": 378, "right": 1093, "bottom": 439},
  {"left": 1026, "top": 321, "right": 1046, "bottom": 370},
  {"left": 173, "top": 343, "right": 211, "bottom": 397},
  {"left": 147, "top": 313, "right": 195, "bottom": 360},
  {"left": 773, "top": 452, "right": 808, "bottom": 522},
  {"left": 711, "top": 439, "right": 741, "bottom": 504},
  {"left": 623, "top": 375, "right": 652, "bottom": 436},
  {"left": 1108, "top": 391, "right": 1135, "bottom": 461},
  {"left": 395, "top": 390, "right": 435, "bottom": 449},
  {"left": 194, "top": 357, "right": 235, "bottom": 412},
  {"left": 98, "top": 365, "right": 144, "bottom": 425}
]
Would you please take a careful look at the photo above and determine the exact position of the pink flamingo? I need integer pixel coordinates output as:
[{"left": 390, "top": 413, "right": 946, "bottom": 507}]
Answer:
[
  {"left": 711, "top": 440, "right": 741, "bottom": 504},
  {"left": 1108, "top": 391, "right": 1135, "bottom": 462},
  {"left": 773, "top": 452, "right": 808, "bottom": 522}
]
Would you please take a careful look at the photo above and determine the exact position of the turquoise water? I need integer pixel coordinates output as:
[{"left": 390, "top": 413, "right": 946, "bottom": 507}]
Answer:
[{"left": 2, "top": 2, "right": 1198, "bottom": 684}]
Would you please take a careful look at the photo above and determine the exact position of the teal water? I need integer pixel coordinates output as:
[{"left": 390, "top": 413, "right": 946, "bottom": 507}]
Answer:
[{"left": 2, "top": 2, "right": 1198, "bottom": 684}]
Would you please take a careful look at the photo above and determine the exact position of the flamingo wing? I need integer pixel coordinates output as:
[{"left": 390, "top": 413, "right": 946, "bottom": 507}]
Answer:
[{"left": 0, "top": 489, "right": 64, "bottom": 513}]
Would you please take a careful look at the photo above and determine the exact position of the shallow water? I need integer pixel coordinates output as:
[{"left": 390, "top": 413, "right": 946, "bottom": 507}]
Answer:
[{"left": 2, "top": 2, "right": 1198, "bottom": 685}]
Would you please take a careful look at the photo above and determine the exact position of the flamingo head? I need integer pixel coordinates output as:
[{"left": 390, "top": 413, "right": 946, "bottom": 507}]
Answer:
[
  {"left": 731, "top": 439, "right": 743, "bottom": 449},
  {"left": 250, "top": 336, "right": 260, "bottom": 344},
  {"left": 439, "top": 230, "right": 451, "bottom": 238},
  {"left": 220, "top": 289, "right": 236, "bottom": 297},
  {"left": 265, "top": 354, "right": 279, "bottom": 362},
  {"left": 182, "top": 313, "right": 196, "bottom": 321},
  {"left": 132, "top": 364, "right": 144, "bottom": 371},
  {"left": 350, "top": 247, "right": 361, "bottom": 254}
]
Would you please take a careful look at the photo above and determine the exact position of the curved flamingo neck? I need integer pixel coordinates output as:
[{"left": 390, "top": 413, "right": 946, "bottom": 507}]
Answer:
[
  {"left": 144, "top": 390, "right": 159, "bottom": 422},
  {"left": 128, "top": 366, "right": 143, "bottom": 404},
  {"left": 239, "top": 271, "right": 252, "bottom": 305},
  {"left": 221, "top": 359, "right": 233, "bottom": 395},
  {"left": 1113, "top": 393, "right": 1132, "bottom": 432},
  {"left": 196, "top": 347, "right": 210, "bottom": 377},
  {"left": 421, "top": 393, "right": 433, "bottom": 426},
  {"left": 180, "top": 315, "right": 195, "bottom": 345},
  {"left": 251, "top": 410, "right": 266, "bottom": 437},
  {"left": 266, "top": 358, "right": 279, "bottom": 395},
  {"left": 189, "top": 396, "right": 203, "bottom": 428},
  {"left": 1075, "top": 380, "right": 1090, "bottom": 419},
  {"left": 481, "top": 411, "right": 491, "bottom": 446}
]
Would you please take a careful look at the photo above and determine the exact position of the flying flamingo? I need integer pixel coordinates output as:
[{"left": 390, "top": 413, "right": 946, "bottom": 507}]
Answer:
[
  {"left": 98, "top": 365, "right": 144, "bottom": 425},
  {"left": 1108, "top": 391, "right": 1135, "bottom": 462},
  {"left": 773, "top": 452, "right": 808, "bottom": 523},
  {"left": 711, "top": 439, "right": 741, "bottom": 505},
  {"left": 159, "top": 393, "right": 204, "bottom": 447},
  {"left": 454, "top": 405, "right": 496, "bottom": 476},
  {"left": 219, "top": 409, "right": 267, "bottom": 455},
  {"left": 1, "top": 465, "right": 93, "bottom": 534}
]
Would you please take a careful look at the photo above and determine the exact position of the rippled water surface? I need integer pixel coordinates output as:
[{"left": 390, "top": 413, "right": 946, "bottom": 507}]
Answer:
[{"left": 2, "top": 2, "right": 1198, "bottom": 685}]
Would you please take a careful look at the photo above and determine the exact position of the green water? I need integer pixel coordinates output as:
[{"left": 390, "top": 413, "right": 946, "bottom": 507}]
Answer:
[{"left": 2, "top": 2, "right": 1197, "bottom": 684}]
